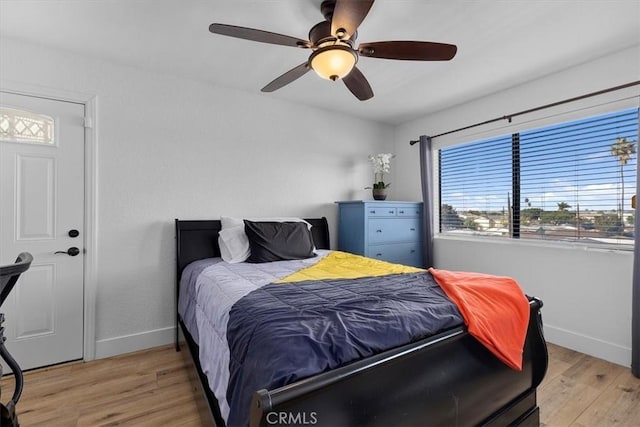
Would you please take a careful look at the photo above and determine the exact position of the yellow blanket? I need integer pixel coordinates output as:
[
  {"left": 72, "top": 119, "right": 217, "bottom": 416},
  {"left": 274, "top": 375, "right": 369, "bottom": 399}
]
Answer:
[{"left": 276, "top": 251, "right": 424, "bottom": 283}]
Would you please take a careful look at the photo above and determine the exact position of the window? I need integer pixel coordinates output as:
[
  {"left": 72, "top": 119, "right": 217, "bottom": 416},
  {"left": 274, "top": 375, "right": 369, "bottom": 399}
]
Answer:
[
  {"left": 439, "top": 107, "right": 638, "bottom": 248},
  {"left": 0, "top": 107, "right": 54, "bottom": 145}
]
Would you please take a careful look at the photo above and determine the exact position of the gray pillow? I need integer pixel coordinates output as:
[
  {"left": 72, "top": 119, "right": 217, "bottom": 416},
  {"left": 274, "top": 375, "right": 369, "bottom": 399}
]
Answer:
[{"left": 244, "top": 220, "right": 316, "bottom": 263}]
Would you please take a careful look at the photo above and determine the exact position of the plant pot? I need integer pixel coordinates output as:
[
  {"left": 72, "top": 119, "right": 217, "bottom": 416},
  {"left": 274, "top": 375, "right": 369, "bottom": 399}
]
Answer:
[{"left": 372, "top": 188, "right": 387, "bottom": 200}]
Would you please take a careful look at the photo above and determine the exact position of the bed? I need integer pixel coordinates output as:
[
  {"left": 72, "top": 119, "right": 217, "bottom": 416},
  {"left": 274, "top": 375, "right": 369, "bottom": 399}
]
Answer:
[{"left": 175, "top": 217, "right": 548, "bottom": 427}]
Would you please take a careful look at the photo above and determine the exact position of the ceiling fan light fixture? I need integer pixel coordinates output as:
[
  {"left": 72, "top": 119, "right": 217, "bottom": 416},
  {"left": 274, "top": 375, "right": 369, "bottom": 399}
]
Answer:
[
  {"left": 309, "top": 45, "right": 357, "bottom": 81},
  {"left": 209, "top": 0, "right": 457, "bottom": 101}
]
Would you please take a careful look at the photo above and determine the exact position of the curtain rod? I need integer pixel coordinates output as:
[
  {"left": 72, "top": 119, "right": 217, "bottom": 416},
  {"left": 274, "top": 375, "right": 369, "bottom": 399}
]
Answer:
[{"left": 409, "top": 80, "right": 640, "bottom": 145}]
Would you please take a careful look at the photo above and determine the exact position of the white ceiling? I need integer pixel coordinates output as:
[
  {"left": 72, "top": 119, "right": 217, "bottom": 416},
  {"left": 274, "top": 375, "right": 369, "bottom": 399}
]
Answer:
[{"left": 1, "top": 0, "right": 639, "bottom": 125}]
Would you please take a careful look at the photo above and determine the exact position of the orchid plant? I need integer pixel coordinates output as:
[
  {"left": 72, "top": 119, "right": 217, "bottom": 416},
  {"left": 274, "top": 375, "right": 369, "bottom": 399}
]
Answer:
[{"left": 366, "top": 153, "right": 394, "bottom": 189}]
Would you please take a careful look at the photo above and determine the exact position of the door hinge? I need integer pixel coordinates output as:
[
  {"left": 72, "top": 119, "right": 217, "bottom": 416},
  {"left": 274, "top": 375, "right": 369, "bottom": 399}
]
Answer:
[{"left": 83, "top": 117, "right": 94, "bottom": 129}]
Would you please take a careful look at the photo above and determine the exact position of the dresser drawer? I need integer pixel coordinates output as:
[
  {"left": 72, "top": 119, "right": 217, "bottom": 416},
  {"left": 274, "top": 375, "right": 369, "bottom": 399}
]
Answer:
[
  {"left": 366, "top": 207, "right": 397, "bottom": 217},
  {"left": 397, "top": 206, "right": 421, "bottom": 217},
  {"left": 366, "top": 242, "right": 423, "bottom": 267},
  {"left": 368, "top": 218, "right": 420, "bottom": 244}
]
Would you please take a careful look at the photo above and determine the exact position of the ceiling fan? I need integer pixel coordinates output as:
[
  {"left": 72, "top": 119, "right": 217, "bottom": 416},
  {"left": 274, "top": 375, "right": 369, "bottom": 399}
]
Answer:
[{"left": 209, "top": 0, "right": 457, "bottom": 101}]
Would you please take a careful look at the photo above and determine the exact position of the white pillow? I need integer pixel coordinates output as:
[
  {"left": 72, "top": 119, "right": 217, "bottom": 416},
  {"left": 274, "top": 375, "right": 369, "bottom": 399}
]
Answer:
[
  {"left": 218, "top": 226, "right": 250, "bottom": 263},
  {"left": 218, "top": 216, "right": 313, "bottom": 263}
]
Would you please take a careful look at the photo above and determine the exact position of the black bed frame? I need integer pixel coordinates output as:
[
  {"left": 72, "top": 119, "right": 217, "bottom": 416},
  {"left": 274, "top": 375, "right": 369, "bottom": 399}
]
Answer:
[{"left": 175, "top": 218, "right": 548, "bottom": 427}]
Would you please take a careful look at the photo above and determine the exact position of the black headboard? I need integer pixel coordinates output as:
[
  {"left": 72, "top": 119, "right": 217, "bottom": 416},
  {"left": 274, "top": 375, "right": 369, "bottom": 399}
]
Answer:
[
  {"left": 174, "top": 218, "right": 330, "bottom": 350},
  {"left": 174, "top": 217, "right": 330, "bottom": 281}
]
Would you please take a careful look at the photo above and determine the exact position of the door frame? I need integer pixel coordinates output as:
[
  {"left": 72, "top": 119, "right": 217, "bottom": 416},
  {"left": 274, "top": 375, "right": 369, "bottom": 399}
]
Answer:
[{"left": 0, "top": 80, "right": 98, "bottom": 361}]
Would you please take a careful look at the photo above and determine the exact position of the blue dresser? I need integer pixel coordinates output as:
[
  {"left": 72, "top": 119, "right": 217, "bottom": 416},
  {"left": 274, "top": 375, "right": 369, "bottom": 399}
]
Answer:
[{"left": 336, "top": 201, "right": 424, "bottom": 268}]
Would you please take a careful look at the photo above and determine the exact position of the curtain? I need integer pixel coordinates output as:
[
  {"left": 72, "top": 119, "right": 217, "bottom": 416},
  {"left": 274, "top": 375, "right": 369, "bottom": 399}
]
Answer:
[
  {"left": 419, "top": 135, "right": 434, "bottom": 268},
  {"left": 633, "top": 122, "right": 639, "bottom": 378}
]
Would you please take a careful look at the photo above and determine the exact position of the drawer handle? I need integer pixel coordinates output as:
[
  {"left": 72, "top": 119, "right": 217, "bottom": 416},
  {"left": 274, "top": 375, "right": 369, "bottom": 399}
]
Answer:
[
  {"left": 399, "top": 210, "right": 405, "bottom": 214},
  {"left": 376, "top": 229, "right": 382, "bottom": 233},
  {"left": 410, "top": 249, "right": 416, "bottom": 253},
  {"left": 388, "top": 210, "right": 394, "bottom": 214},
  {"left": 370, "top": 210, "right": 376, "bottom": 214},
  {"left": 410, "top": 228, "right": 416, "bottom": 231},
  {"left": 376, "top": 253, "right": 383, "bottom": 257}
]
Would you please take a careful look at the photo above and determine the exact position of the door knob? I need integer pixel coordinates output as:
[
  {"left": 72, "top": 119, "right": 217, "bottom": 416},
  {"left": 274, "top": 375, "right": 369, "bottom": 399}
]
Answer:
[{"left": 55, "top": 247, "right": 80, "bottom": 256}]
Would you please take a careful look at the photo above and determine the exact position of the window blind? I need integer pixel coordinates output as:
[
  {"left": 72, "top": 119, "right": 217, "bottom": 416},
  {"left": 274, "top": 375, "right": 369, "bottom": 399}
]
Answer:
[
  {"left": 440, "top": 107, "right": 638, "bottom": 247},
  {"left": 439, "top": 135, "right": 512, "bottom": 234}
]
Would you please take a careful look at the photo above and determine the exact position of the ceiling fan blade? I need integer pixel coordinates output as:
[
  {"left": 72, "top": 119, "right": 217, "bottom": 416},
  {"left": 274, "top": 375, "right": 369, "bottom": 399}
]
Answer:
[
  {"left": 331, "top": 0, "right": 375, "bottom": 39},
  {"left": 209, "top": 23, "right": 310, "bottom": 48},
  {"left": 261, "top": 63, "right": 311, "bottom": 92},
  {"left": 359, "top": 41, "right": 457, "bottom": 61},
  {"left": 342, "top": 66, "right": 374, "bottom": 101}
]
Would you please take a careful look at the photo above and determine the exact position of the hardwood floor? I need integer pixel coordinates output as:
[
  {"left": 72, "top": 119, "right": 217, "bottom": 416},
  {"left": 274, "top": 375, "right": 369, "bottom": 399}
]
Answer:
[
  {"left": 539, "top": 344, "right": 640, "bottom": 426},
  {"left": 1, "top": 342, "right": 639, "bottom": 426},
  {"left": 0, "top": 344, "right": 209, "bottom": 426}
]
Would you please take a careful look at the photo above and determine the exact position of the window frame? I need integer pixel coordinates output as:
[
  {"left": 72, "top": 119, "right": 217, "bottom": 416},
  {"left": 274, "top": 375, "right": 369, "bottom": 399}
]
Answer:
[{"left": 434, "top": 96, "right": 639, "bottom": 252}]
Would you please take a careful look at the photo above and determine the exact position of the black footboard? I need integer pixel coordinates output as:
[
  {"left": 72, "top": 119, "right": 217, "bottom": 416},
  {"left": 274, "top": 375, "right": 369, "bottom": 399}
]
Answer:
[{"left": 250, "top": 298, "right": 547, "bottom": 427}]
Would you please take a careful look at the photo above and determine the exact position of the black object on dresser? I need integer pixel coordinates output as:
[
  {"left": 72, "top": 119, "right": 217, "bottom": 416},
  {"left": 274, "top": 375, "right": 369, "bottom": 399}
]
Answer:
[{"left": 336, "top": 200, "right": 423, "bottom": 267}]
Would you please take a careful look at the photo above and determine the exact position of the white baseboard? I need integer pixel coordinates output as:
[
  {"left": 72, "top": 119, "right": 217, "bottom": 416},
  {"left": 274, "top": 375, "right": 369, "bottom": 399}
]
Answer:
[
  {"left": 94, "top": 326, "right": 175, "bottom": 359},
  {"left": 543, "top": 323, "right": 631, "bottom": 367}
]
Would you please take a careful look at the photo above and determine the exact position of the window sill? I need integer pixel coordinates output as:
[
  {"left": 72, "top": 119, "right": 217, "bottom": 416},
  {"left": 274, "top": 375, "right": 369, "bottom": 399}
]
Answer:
[{"left": 435, "top": 233, "right": 635, "bottom": 254}]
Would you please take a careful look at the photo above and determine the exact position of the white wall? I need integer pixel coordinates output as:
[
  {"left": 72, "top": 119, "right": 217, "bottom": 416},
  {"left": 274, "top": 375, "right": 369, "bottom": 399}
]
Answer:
[
  {"left": 393, "top": 45, "right": 640, "bottom": 366},
  {"left": 0, "top": 37, "right": 394, "bottom": 358}
]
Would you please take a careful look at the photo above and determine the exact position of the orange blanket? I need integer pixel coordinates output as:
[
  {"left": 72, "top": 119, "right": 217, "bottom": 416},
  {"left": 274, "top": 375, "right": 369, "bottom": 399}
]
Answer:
[{"left": 428, "top": 268, "right": 530, "bottom": 370}]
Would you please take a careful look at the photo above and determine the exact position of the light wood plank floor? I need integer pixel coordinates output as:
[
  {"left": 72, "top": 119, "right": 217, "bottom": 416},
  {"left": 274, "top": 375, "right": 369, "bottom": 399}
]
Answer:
[{"left": 2, "top": 342, "right": 639, "bottom": 426}]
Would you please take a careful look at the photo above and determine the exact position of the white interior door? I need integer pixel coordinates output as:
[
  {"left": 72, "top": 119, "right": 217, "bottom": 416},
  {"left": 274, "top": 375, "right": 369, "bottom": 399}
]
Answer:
[{"left": 0, "top": 92, "right": 85, "bottom": 371}]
